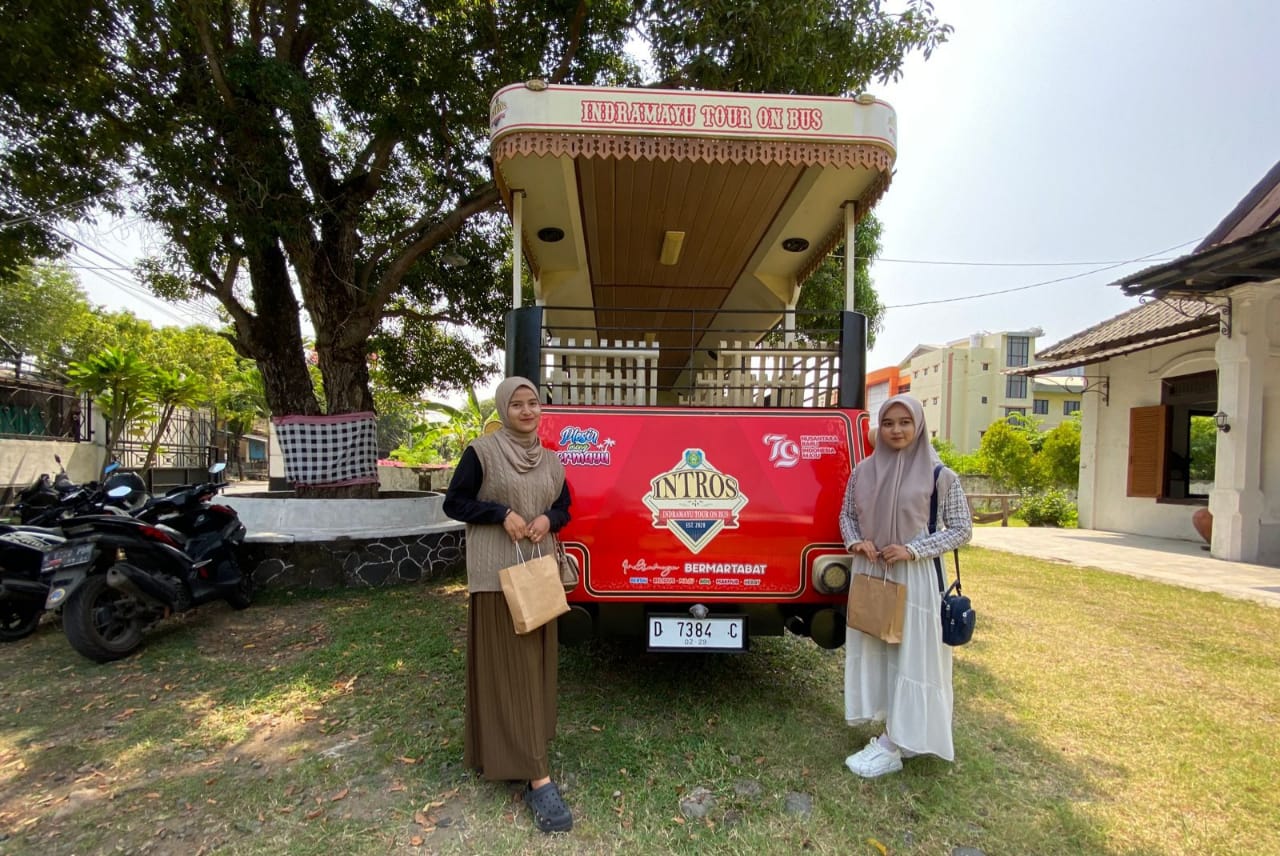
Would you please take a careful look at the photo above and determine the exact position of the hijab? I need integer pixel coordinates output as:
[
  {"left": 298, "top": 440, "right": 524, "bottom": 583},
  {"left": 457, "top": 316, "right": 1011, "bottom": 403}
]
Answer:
[
  {"left": 492, "top": 376, "right": 545, "bottom": 474},
  {"left": 852, "top": 394, "right": 954, "bottom": 546}
]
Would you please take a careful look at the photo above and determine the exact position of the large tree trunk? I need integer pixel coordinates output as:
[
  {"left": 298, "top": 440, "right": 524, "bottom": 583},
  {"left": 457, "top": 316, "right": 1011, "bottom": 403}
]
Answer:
[
  {"left": 239, "top": 244, "right": 320, "bottom": 417},
  {"left": 298, "top": 239, "right": 380, "bottom": 497}
]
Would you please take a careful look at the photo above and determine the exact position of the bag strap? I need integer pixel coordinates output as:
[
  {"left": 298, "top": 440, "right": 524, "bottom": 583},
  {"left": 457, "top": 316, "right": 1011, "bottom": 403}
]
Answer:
[{"left": 928, "top": 464, "right": 963, "bottom": 596}]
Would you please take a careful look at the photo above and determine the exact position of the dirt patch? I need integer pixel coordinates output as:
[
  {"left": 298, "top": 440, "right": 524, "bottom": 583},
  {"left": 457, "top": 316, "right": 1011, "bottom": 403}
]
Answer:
[{"left": 186, "top": 600, "right": 331, "bottom": 667}]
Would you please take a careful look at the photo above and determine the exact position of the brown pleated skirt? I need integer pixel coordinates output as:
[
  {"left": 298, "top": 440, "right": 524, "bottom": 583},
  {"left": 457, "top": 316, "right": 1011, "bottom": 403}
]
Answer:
[{"left": 464, "top": 592, "right": 559, "bottom": 781}]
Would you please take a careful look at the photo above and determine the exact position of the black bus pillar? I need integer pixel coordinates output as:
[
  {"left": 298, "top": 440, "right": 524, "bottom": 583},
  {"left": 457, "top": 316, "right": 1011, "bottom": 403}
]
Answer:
[
  {"left": 505, "top": 306, "right": 544, "bottom": 386},
  {"left": 839, "top": 310, "right": 867, "bottom": 410}
]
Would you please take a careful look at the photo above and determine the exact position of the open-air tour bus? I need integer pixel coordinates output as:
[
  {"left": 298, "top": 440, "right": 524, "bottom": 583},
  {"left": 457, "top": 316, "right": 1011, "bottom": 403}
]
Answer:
[{"left": 489, "top": 81, "right": 897, "bottom": 651}]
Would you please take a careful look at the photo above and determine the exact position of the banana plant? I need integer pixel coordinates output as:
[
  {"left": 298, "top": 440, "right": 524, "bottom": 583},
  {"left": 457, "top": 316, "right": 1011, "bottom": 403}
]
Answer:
[
  {"left": 423, "top": 386, "right": 497, "bottom": 459},
  {"left": 389, "top": 386, "right": 496, "bottom": 465}
]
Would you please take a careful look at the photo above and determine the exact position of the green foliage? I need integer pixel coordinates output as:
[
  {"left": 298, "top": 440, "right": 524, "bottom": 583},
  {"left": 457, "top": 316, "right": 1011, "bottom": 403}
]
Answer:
[
  {"left": 1189, "top": 414, "right": 1217, "bottom": 482},
  {"left": 932, "top": 437, "right": 983, "bottom": 475},
  {"left": 644, "top": 0, "right": 952, "bottom": 92},
  {"left": 0, "top": 262, "right": 97, "bottom": 372},
  {"left": 1039, "top": 415, "right": 1082, "bottom": 489},
  {"left": 795, "top": 214, "right": 886, "bottom": 346},
  {"left": 139, "top": 369, "right": 207, "bottom": 473},
  {"left": 1015, "top": 488, "right": 1079, "bottom": 528},
  {"left": 66, "top": 347, "right": 155, "bottom": 469},
  {"left": 390, "top": 387, "right": 497, "bottom": 465},
  {"left": 977, "top": 418, "right": 1043, "bottom": 491},
  {"left": 1, "top": 0, "right": 953, "bottom": 424},
  {"left": 218, "top": 366, "right": 270, "bottom": 436}
]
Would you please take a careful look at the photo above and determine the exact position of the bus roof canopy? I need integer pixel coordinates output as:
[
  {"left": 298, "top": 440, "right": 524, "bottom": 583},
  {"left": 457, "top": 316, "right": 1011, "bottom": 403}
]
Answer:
[{"left": 489, "top": 81, "right": 896, "bottom": 361}]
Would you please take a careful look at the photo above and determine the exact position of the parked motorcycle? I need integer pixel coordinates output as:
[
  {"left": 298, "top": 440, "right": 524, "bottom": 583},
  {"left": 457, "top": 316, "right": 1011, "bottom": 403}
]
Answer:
[
  {"left": 12, "top": 458, "right": 127, "bottom": 526},
  {"left": 41, "top": 463, "right": 252, "bottom": 662},
  {"left": 0, "top": 525, "right": 65, "bottom": 641},
  {"left": 0, "top": 459, "right": 127, "bottom": 642}
]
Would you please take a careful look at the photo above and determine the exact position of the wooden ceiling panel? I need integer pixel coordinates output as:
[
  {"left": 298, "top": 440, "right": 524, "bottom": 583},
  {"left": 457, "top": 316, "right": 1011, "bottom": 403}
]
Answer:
[{"left": 579, "top": 157, "right": 804, "bottom": 294}]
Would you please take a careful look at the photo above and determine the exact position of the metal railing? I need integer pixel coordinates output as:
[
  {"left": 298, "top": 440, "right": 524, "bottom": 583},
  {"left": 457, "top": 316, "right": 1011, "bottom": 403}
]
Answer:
[
  {"left": 0, "top": 376, "right": 91, "bottom": 441},
  {"left": 531, "top": 306, "right": 850, "bottom": 408}
]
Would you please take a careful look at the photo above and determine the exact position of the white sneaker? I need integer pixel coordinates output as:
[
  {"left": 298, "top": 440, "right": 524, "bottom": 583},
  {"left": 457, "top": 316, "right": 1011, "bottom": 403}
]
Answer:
[{"left": 844, "top": 738, "right": 903, "bottom": 778}]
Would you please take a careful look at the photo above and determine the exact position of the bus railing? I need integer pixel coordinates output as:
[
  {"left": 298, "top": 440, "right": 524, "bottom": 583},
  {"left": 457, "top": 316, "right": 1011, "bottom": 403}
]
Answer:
[
  {"left": 533, "top": 306, "right": 848, "bottom": 408},
  {"left": 543, "top": 337, "right": 661, "bottom": 406}
]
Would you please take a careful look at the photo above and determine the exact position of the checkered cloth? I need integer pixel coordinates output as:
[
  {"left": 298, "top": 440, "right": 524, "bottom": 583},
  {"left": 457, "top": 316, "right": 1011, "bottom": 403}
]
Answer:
[{"left": 273, "top": 411, "right": 379, "bottom": 487}]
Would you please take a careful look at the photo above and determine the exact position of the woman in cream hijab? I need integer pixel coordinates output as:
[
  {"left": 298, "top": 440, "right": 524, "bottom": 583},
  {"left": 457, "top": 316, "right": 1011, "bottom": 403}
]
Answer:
[
  {"left": 443, "top": 377, "right": 574, "bottom": 832},
  {"left": 838, "top": 394, "right": 972, "bottom": 777}
]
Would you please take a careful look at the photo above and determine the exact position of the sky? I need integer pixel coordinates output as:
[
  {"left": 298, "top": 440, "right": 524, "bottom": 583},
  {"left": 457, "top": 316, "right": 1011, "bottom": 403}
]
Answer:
[
  {"left": 861, "top": 0, "right": 1280, "bottom": 367},
  {"left": 69, "top": 0, "right": 1280, "bottom": 385}
]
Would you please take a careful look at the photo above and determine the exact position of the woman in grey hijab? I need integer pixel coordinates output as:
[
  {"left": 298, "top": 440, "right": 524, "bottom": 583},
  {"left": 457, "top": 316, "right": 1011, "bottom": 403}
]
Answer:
[
  {"left": 838, "top": 394, "right": 972, "bottom": 778},
  {"left": 444, "top": 377, "right": 574, "bottom": 832}
]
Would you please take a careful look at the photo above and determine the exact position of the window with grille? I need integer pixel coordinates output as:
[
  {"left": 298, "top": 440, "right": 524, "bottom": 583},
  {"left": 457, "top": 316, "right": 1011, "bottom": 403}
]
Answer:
[{"left": 1006, "top": 336, "right": 1030, "bottom": 367}]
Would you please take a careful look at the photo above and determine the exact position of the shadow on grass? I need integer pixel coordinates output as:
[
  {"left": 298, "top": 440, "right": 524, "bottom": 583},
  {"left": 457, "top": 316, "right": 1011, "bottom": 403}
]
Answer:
[{"left": 0, "top": 568, "right": 1168, "bottom": 855}]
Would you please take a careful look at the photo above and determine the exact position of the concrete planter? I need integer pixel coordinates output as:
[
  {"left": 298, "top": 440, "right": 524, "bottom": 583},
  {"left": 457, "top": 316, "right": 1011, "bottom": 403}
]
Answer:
[{"left": 221, "top": 490, "right": 464, "bottom": 590}]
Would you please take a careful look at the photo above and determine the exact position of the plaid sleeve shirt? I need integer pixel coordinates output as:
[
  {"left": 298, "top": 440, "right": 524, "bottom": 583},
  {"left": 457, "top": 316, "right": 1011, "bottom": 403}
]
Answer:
[{"left": 839, "top": 467, "right": 973, "bottom": 560}]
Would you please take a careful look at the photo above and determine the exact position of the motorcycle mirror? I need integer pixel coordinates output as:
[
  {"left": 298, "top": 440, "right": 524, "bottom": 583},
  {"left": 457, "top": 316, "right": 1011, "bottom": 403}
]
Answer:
[
  {"left": 107, "top": 485, "right": 133, "bottom": 499},
  {"left": 104, "top": 462, "right": 120, "bottom": 474},
  {"left": 55, "top": 454, "right": 63, "bottom": 465},
  {"left": 209, "top": 462, "right": 227, "bottom": 475}
]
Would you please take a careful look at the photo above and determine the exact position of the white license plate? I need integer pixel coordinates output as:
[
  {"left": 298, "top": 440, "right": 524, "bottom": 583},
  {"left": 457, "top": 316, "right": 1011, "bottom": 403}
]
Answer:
[
  {"left": 40, "top": 541, "right": 95, "bottom": 571},
  {"left": 647, "top": 615, "right": 746, "bottom": 652}
]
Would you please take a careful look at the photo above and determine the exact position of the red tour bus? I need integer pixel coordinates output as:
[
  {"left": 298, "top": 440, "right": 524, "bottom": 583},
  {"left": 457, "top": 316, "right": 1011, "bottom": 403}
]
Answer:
[{"left": 488, "top": 82, "right": 897, "bottom": 651}]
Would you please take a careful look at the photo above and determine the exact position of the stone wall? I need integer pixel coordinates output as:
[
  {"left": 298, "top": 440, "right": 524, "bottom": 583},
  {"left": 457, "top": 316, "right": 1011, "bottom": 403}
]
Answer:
[{"left": 241, "top": 529, "right": 464, "bottom": 590}]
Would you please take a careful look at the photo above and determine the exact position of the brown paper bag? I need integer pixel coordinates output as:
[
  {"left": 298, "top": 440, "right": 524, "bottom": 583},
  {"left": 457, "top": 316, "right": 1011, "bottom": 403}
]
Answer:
[
  {"left": 499, "top": 547, "right": 571, "bottom": 634},
  {"left": 846, "top": 567, "right": 906, "bottom": 643}
]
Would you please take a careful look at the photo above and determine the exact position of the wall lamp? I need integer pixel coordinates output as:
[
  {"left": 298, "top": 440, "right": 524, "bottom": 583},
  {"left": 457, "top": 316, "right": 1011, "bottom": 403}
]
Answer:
[{"left": 1214, "top": 411, "right": 1231, "bottom": 433}]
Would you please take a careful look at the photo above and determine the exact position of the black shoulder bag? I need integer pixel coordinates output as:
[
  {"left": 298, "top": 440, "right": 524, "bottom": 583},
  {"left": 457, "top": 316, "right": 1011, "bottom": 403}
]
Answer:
[{"left": 928, "top": 464, "right": 976, "bottom": 646}]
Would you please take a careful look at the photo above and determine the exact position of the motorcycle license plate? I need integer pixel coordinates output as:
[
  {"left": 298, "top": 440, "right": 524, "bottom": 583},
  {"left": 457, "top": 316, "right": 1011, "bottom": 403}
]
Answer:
[
  {"left": 40, "top": 542, "right": 94, "bottom": 572},
  {"left": 647, "top": 615, "right": 747, "bottom": 652}
]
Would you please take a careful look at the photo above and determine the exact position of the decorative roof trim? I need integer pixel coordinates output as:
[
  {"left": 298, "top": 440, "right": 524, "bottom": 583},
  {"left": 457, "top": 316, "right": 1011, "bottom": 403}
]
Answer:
[{"left": 492, "top": 133, "right": 895, "bottom": 170}]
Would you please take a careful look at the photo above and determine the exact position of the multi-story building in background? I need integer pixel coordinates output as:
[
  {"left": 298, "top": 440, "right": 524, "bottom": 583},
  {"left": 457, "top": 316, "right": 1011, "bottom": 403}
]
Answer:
[
  {"left": 866, "top": 328, "right": 1083, "bottom": 453},
  {"left": 864, "top": 364, "right": 911, "bottom": 423}
]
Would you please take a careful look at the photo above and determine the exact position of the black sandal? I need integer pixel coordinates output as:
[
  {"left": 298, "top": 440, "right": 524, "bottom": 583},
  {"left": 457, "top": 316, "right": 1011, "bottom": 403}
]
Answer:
[{"left": 525, "top": 781, "right": 573, "bottom": 833}]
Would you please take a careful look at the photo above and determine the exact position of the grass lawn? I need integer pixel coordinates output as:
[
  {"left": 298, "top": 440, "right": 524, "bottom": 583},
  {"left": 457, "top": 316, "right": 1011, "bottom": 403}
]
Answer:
[{"left": 1, "top": 547, "right": 1276, "bottom": 855}]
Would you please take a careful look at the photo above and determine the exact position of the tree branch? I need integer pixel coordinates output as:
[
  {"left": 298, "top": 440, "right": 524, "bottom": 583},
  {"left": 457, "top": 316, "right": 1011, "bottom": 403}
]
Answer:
[
  {"left": 367, "top": 184, "right": 502, "bottom": 314},
  {"left": 248, "top": 0, "right": 264, "bottom": 45},
  {"left": 183, "top": 0, "right": 236, "bottom": 108},
  {"left": 187, "top": 248, "right": 254, "bottom": 330},
  {"left": 549, "top": 0, "right": 589, "bottom": 84},
  {"left": 380, "top": 307, "right": 472, "bottom": 327},
  {"left": 346, "top": 131, "right": 399, "bottom": 207}
]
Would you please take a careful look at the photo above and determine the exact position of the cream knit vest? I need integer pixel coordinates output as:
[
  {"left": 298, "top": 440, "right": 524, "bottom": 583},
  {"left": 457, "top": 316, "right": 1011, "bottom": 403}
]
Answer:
[{"left": 465, "top": 433, "right": 566, "bottom": 593}]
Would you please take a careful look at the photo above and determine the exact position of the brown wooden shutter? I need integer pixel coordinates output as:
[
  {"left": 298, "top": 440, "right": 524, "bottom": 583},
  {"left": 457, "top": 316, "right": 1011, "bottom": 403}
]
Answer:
[{"left": 1127, "top": 405, "right": 1168, "bottom": 497}]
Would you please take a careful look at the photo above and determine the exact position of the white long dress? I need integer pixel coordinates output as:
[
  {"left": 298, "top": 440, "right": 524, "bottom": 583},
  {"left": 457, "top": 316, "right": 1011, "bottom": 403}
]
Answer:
[{"left": 838, "top": 470, "right": 972, "bottom": 761}]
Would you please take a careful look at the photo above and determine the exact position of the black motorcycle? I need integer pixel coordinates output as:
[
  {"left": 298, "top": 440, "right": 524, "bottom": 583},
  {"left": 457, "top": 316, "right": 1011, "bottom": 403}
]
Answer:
[
  {"left": 0, "top": 525, "right": 65, "bottom": 641},
  {"left": 41, "top": 463, "right": 252, "bottom": 662},
  {"left": 0, "top": 460, "right": 128, "bottom": 642},
  {"left": 12, "top": 458, "right": 130, "bottom": 526}
]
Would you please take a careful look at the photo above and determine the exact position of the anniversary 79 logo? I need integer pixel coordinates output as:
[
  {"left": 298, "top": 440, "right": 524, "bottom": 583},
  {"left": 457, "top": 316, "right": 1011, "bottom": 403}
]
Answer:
[{"left": 642, "top": 449, "right": 749, "bottom": 554}]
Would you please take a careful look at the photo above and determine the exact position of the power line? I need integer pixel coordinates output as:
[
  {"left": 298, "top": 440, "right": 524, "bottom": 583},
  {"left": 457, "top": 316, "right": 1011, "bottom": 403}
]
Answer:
[
  {"left": 0, "top": 195, "right": 102, "bottom": 229},
  {"left": 54, "top": 228, "right": 223, "bottom": 326},
  {"left": 859, "top": 255, "right": 1183, "bottom": 268},
  {"left": 882, "top": 239, "right": 1200, "bottom": 309}
]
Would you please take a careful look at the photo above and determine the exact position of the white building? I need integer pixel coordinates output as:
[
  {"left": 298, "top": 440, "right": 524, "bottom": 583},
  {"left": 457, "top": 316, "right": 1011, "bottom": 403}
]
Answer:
[{"left": 1018, "top": 161, "right": 1280, "bottom": 565}]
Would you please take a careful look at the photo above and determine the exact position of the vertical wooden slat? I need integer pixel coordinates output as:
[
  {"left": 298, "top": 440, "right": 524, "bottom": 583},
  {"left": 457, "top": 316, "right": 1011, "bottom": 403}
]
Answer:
[{"left": 1127, "top": 405, "right": 1168, "bottom": 497}]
